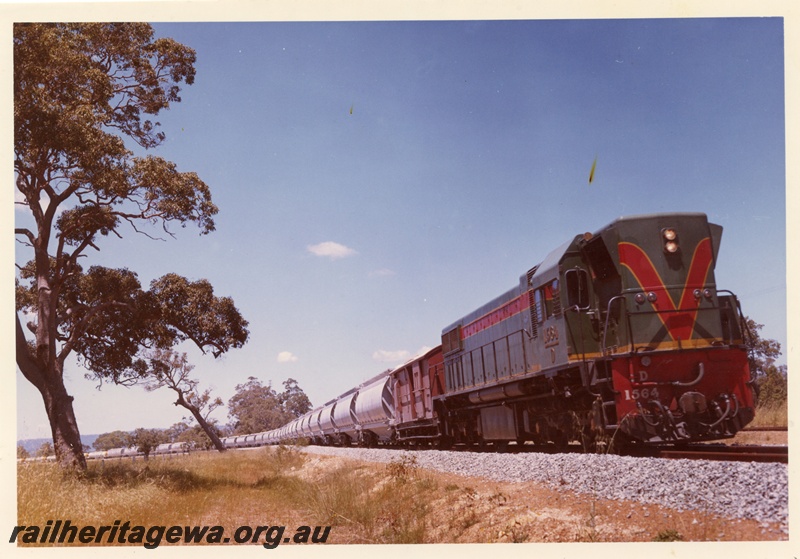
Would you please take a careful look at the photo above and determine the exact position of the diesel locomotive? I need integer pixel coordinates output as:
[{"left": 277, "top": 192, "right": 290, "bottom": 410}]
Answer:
[{"left": 248, "top": 212, "right": 756, "bottom": 451}]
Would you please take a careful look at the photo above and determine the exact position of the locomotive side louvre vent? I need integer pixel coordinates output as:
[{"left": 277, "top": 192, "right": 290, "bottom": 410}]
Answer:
[
  {"left": 442, "top": 325, "right": 463, "bottom": 355},
  {"left": 527, "top": 266, "right": 539, "bottom": 339}
]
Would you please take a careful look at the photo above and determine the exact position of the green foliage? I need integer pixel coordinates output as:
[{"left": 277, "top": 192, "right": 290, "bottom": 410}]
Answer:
[
  {"left": 17, "top": 445, "right": 30, "bottom": 460},
  {"left": 174, "top": 423, "right": 223, "bottom": 450},
  {"left": 92, "top": 430, "right": 133, "bottom": 451},
  {"left": 143, "top": 349, "right": 226, "bottom": 451},
  {"left": 280, "top": 378, "right": 313, "bottom": 418},
  {"left": 131, "top": 428, "right": 169, "bottom": 458},
  {"left": 16, "top": 264, "right": 250, "bottom": 386},
  {"left": 227, "top": 377, "right": 312, "bottom": 435},
  {"left": 745, "top": 318, "right": 782, "bottom": 374},
  {"left": 14, "top": 23, "right": 248, "bottom": 470},
  {"left": 744, "top": 317, "right": 788, "bottom": 407},
  {"left": 227, "top": 377, "right": 287, "bottom": 434}
]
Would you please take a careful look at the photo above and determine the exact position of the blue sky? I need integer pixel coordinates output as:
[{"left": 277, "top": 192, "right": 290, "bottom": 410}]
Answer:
[{"left": 13, "top": 17, "right": 787, "bottom": 440}]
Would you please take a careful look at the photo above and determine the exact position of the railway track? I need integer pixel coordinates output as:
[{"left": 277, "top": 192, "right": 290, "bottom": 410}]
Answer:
[
  {"left": 410, "top": 440, "right": 788, "bottom": 464},
  {"left": 621, "top": 444, "right": 788, "bottom": 464},
  {"left": 740, "top": 426, "right": 788, "bottom": 432}
]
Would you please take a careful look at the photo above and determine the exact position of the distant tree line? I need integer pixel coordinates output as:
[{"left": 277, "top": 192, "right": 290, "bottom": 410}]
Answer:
[
  {"left": 23, "top": 376, "right": 313, "bottom": 460},
  {"left": 745, "top": 317, "right": 787, "bottom": 408}
]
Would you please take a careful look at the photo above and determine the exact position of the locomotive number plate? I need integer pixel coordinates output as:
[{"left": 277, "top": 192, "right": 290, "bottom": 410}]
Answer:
[
  {"left": 544, "top": 326, "right": 559, "bottom": 348},
  {"left": 623, "top": 387, "right": 660, "bottom": 401}
]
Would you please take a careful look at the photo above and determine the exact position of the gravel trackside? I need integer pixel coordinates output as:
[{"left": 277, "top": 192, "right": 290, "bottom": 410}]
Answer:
[{"left": 297, "top": 445, "right": 788, "bottom": 534}]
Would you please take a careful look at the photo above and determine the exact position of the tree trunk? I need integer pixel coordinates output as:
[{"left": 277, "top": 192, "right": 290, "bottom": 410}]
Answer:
[
  {"left": 17, "top": 314, "right": 87, "bottom": 471},
  {"left": 43, "top": 381, "right": 87, "bottom": 471},
  {"left": 192, "top": 409, "right": 227, "bottom": 452},
  {"left": 173, "top": 391, "right": 226, "bottom": 452}
]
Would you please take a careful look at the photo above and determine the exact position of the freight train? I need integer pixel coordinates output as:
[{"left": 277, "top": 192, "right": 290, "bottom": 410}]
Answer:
[
  {"left": 230, "top": 212, "right": 756, "bottom": 451},
  {"left": 29, "top": 212, "right": 754, "bottom": 463}
]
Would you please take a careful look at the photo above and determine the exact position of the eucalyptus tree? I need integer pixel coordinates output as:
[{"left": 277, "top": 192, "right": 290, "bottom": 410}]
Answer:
[
  {"left": 227, "top": 377, "right": 313, "bottom": 435},
  {"left": 143, "top": 349, "right": 227, "bottom": 452},
  {"left": 15, "top": 23, "right": 249, "bottom": 471}
]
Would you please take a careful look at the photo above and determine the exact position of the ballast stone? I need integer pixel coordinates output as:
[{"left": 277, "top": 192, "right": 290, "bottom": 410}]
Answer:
[{"left": 295, "top": 445, "right": 788, "bottom": 533}]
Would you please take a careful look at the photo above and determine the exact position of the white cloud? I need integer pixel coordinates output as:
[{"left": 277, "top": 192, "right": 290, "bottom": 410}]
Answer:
[
  {"left": 307, "top": 241, "right": 358, "bottom": 260},
  {"left": 372, "top": 346, "right": 435, "bottom": 365},
  {"left": 372, "top": 349, "right": 411, "bottom": 363},
  {"left": 277, "top": 351, "right": 298, "bottom": 363}
]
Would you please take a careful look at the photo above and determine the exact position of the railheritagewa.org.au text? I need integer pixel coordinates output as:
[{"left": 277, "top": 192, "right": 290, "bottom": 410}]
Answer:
[{"left": 9, "top": 520, "right": 331, "bottom": 549}]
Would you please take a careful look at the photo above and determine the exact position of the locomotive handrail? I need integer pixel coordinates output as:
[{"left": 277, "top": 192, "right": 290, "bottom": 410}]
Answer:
[{"left": 601, "top": 295, "right": 634, "bottom": 356}]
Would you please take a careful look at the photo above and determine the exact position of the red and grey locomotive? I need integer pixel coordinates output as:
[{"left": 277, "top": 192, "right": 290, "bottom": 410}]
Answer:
[{"left": 436, "top": 212, "right": 754, "bottom": 448}]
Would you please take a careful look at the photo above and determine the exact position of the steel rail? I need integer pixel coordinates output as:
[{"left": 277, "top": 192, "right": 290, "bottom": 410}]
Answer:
[{"left": 621, "top": 444, "right": 788, "bottom": 464}]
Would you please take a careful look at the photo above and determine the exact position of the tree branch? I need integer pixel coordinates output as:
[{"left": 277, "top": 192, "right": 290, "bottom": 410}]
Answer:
[
  {"left": 59, "top": 300, "right": 134, "bottom": 362},
  {"left": 15, "top": 228, "right": 35, "bottom": 245}
]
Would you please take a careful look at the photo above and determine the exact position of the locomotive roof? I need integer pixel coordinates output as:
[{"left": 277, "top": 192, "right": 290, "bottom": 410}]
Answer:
[
  {"left": 526, "top": 238, "right": 576, "bottom": 287},
  {"left": 606, "top": 211, "right": 708, "bottom": 225},
  {"left": 510, "top": 212, "right": 715, "bottom": 292}
]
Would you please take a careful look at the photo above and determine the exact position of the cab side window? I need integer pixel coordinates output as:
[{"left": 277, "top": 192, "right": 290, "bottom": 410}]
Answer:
[
  {"left": 566, "top": 269, "right": 590, "bottom": 309},
  {"left": 537, "top": 279, "right": 560, "bottom": 321}
]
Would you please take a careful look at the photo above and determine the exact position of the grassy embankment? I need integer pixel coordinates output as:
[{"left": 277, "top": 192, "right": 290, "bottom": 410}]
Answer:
[{"left": 17, "top": 446, "right": 432, "bottom": 546}]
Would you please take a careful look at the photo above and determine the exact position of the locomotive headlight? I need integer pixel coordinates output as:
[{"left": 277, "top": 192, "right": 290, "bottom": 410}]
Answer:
[
  {"left": 662, "top": 228, "right": 679, "bottom": 253},
  {"left": 635, "top": 293, "right": 646, "bottom": 304},
  {"left": 703, "top": 288, "right": 713, "bottom": 299},
  {"left": 693, "top": 289, "right": 702, "bottom": 299},
  {"left": 647, "top": 291, "right": 658, "bottom": 302}
]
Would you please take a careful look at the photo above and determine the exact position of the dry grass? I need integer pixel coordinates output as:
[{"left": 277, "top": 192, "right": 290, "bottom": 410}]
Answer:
[
  {"left": 17, "top": 446, "right": 436, "bottom": 546},
  {"left": 17, "top": 446, "right": 310, "bottom": 542},
  {"left": 750, "top": 402, "right": 788, "bottom": 428},
  {"left": 726, "top": 402, "right": 788, "bottom": 445},
  {"left": 17, "top": 444, "right": 786, "bottom": 546}
]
